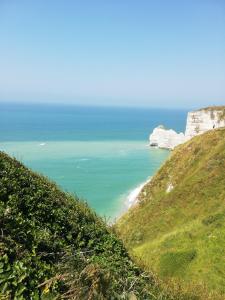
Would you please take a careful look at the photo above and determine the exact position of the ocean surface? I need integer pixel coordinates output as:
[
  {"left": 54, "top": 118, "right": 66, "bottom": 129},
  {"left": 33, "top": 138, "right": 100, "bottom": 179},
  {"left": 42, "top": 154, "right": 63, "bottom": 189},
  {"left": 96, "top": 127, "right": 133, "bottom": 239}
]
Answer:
[{"left": 0, "top": 103, "right": 187, "bottom": 220}]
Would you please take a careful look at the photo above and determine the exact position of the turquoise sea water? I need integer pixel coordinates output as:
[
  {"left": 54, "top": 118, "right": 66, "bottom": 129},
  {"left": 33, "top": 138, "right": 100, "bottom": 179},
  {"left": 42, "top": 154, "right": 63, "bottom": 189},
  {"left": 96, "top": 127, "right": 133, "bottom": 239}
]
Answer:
[{"left": 0, "top": 103, "right": 187, "bottom": 219}]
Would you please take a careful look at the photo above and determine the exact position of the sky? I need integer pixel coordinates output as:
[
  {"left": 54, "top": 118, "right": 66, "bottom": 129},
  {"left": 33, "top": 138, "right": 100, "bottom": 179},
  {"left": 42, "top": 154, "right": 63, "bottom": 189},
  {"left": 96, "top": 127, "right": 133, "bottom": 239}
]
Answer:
[{"left": 0, "top": 0, "right": 225, "bottom": 108}]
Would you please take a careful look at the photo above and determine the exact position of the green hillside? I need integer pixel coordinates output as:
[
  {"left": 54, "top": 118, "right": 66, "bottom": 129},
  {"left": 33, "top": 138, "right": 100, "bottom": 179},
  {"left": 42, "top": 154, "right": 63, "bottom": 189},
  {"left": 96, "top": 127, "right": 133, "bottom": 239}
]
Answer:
[
  {"left": 0, "top": 151, "right": 199, "bottom": 300},
  {"left": 116, "top": 128, "right": 225, "bottom": 298},
  {"left": 0, "top": 151, "right": 156, "bottom": 299}
]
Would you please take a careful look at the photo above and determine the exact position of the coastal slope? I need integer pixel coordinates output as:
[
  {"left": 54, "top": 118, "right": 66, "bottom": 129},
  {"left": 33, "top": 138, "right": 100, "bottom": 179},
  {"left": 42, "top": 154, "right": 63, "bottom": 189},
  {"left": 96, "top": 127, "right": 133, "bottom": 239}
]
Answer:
[
  {"left": 116, "top": 128, "right": 225, "bottom": 296},
  {"left": 0, "top": 151, "right": 175, "bottom": 299}
]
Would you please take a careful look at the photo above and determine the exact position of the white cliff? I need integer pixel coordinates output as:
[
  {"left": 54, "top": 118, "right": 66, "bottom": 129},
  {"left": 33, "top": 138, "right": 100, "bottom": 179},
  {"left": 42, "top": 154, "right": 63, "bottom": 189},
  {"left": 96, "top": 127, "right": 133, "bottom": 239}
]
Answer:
[
  {"left": 149, "top": 125, "right": 185, "bottom": 150},
  {"left": 185, "top": 107, "right": 225, "bottom": 139},
  {"left": 149, "top": 106, "right": 225, "bottom": 150}
]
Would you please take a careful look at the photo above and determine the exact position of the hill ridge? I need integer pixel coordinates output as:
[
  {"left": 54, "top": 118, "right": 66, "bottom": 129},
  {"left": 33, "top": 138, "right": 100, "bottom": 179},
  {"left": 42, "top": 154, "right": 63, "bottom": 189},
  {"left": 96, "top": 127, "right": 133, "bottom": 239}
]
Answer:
[
  {"left": 116, "top": 128, "right": 225, "bottom": 298},
  {"left": 0, "top": 151, "right": 168, "bottom": 299}
]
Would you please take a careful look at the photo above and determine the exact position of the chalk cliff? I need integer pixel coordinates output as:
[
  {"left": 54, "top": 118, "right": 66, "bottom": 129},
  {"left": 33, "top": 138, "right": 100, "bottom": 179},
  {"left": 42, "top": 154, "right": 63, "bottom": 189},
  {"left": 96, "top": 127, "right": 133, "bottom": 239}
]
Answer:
[
  {"left": 185, "top": 107, "right": 225, "bottom": 139},
  {"left": 149, "top": 106, "right": 225, "bottom": 149},
  {"left": 149, "top": 125, "right": 185, "bottom": 149}
]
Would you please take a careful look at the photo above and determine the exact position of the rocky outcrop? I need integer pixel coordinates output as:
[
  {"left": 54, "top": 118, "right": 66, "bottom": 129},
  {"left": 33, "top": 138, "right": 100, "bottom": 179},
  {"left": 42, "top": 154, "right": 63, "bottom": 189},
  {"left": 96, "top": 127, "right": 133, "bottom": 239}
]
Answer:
[
  {"left": 149, "top": 106, "right": 225, "bottom": 150},
  {"left": 149, "top": 125, "right": 185, "bottom": 149},
  {"left": 185, "top": 107, "right": 225, "bottom": 139}
]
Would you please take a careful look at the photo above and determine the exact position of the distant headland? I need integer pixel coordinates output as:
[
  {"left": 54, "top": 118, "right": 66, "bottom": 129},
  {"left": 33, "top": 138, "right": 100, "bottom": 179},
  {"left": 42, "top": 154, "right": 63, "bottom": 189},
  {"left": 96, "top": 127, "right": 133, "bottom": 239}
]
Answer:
[{"left": 149, "top": 106, "right": 225, "bottom": 149}]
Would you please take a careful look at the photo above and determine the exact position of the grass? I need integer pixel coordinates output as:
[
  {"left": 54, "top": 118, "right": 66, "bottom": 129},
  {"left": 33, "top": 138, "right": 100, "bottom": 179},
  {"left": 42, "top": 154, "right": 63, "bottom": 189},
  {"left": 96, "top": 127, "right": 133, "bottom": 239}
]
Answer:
[
  {"left": 198, "top": 105, "right": 225, "bottom": 112},
  {"left": 116, "top": 128, "right": 225, "bottom": 298},
  {"left": 0, "top": 151, "right": 176, "bottom": 299},
  {"left": 159, "top": 249, "right": 197, "bottom": 277}
]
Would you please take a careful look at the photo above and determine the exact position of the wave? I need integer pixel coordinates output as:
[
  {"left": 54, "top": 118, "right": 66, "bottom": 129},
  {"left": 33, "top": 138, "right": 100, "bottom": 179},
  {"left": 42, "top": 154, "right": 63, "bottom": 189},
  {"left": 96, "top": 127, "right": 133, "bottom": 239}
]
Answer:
[{"left": 126, "top": 178, "right": 151, "bottom": 208}]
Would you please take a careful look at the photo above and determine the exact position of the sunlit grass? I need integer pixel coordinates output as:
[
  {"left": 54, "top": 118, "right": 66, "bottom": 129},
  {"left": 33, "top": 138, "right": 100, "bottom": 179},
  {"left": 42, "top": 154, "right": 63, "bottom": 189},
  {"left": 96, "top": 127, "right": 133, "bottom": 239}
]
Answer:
[{"left": 116, "top": 128, "right": 225, "bottom": 298}]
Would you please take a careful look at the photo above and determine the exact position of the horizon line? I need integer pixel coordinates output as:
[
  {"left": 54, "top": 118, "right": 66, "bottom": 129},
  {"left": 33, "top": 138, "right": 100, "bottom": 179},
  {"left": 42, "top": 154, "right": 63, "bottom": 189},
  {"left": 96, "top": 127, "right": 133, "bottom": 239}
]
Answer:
[{"left": 0, "top": 100, "right": 215, "bottom": 111}]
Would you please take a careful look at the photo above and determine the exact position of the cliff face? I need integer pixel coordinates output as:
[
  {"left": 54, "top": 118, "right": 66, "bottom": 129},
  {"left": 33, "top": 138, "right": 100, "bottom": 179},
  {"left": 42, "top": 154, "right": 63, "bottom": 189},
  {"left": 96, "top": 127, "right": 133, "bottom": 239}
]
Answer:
[
  {"left": 149, "top": 125, "right": 185, "bottom": 149},
  {"left": 149, "top": 106, "right": 225, "bottom": 149},
  {"left": 185, "top": 107, "right": 225, "bottom": 139}
]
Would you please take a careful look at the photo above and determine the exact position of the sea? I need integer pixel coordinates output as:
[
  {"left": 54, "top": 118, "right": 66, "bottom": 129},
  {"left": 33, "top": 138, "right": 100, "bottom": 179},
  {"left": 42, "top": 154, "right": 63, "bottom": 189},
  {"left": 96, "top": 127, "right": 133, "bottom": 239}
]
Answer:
[{"left": 0, "top": 102, "right": 187, "bottom": 221}]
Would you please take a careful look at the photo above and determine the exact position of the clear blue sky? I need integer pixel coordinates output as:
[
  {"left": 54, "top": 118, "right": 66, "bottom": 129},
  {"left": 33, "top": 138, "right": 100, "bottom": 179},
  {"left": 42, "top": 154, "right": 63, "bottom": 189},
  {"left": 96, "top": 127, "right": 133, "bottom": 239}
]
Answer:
[{"left": 0, "top": 0, "right": 224, "bottom": 108}]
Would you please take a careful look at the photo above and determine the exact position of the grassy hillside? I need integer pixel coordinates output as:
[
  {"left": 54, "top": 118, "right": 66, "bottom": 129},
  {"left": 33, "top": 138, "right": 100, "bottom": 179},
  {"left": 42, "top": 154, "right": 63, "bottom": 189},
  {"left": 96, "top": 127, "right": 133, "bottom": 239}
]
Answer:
[
  {"left": 116, "top": 128, "right": 225, "bottom": 298},
  {"left": 0, "top": 151, "right": 201, "bottom": 300},
  {"left": 0, "top": 151, "right": 155, "bottom": 299}
]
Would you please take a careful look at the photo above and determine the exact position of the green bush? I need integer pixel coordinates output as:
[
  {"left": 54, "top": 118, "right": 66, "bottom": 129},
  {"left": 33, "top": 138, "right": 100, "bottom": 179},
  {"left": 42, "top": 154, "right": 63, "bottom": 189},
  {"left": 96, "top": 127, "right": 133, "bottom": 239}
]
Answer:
[{"left": 0, "top": 151, "right": 172, "bottom": 299}]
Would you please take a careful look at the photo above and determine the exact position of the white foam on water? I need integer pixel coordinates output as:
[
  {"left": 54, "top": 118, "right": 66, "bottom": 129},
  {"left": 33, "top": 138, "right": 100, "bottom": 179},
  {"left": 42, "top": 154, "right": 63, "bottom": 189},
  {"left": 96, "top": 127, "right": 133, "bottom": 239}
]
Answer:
[
  {"left": 126, "top": 177, "right": 151, "bottom": 208},
  {"left": 113, "top": 177, "right": 152, "bottom": 224}
]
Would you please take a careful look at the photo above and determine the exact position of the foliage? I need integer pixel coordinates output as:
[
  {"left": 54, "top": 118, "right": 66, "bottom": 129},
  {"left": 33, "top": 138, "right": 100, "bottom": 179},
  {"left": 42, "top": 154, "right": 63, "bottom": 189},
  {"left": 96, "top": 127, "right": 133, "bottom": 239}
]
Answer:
[
  {"left": 0, "top": 151, "right": 192, "bottom": 299},
  {"left": 116, "top": 128, "right": 225, "bottom": 298}
]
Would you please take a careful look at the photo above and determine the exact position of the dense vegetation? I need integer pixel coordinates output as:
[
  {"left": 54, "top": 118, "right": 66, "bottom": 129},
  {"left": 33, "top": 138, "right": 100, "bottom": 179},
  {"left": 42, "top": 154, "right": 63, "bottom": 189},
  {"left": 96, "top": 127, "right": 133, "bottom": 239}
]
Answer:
[
  {"left": 0, "top": 151, "right": 153, "bottom": 299},
  {"left": 0, "top": 151, "right": 200, "bottom": 300},
  {"left": 1, "top": 128, "right": 224, "bottom": 299},
  {"left": 116, "top": 128, "right": 225, "bottom": 299}
]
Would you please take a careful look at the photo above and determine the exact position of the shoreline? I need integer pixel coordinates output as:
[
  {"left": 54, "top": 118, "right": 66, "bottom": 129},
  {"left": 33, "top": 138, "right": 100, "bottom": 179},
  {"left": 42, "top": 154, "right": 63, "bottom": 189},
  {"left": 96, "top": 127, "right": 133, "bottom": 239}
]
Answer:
[
  {"left": 125, "top": 177, "right": 151, "bottom": 208},
  {"left": 114, "top": 177, "right": 151, "bottom": 223}
]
